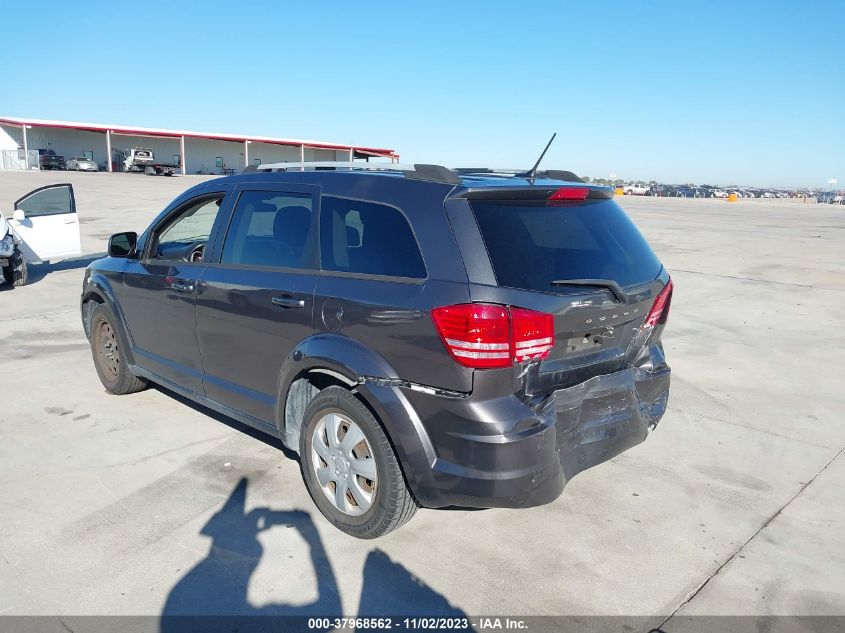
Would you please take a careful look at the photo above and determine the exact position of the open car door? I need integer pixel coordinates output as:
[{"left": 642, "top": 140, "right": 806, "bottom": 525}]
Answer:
[{"left": 9, "top": 183, "right": 82, "bottom": 263}]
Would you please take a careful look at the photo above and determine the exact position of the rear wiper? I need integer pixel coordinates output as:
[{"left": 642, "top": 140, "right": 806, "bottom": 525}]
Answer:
[{"left": 550, "top": 278, "right": 627, "bottom": 302}]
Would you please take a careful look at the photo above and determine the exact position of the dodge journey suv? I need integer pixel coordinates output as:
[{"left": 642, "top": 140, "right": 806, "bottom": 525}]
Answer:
[{"left": 81, "top": 163, "right": 672, "bottom": 538}]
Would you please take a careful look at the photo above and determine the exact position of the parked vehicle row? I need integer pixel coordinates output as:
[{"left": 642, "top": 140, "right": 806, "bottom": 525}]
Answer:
[
  {"left": 618, "top": 182, "right": 829, "bottom": 200},
  {"left": 35, "top": 149, "right": 99, "bottom": 171},
  {"left": 31, "top": 146, "right": 181, "bottom": 174}
]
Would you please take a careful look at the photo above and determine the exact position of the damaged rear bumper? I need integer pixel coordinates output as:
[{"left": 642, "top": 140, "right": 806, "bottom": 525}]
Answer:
[{"left": 396, "top": 363, "right": 670, "bottom": 509}]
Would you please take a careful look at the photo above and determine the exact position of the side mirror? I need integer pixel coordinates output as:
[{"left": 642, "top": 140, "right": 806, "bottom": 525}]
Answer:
[
  {"left": 12, "top": 209, "right": 25, "bottom": 222},
  {"left": 108, "top": 231, "right": 138, "bottom": 258}
]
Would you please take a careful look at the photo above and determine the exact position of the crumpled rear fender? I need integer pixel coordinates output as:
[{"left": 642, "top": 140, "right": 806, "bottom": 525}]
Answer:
[{"left": 275, "top": 333, "right": 441, "bottom": 505}]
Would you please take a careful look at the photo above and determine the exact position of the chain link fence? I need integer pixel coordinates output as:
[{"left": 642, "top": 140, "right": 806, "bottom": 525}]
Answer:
[{"left": 1, "top": 149, "right": 39, "bottom": 170}]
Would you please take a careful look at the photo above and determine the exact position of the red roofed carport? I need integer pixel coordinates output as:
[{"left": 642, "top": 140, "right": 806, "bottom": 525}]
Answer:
[{"left": 0, "top": 116, "right": 398, "bottom": 174}]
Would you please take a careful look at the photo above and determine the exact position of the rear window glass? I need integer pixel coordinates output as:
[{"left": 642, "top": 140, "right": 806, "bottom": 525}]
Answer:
[
  {"left": 320, "top": 197, "right": 426, "bottom": 279},
  {"left": 471, "top": 199, "right": 661, "bottom": 292}
]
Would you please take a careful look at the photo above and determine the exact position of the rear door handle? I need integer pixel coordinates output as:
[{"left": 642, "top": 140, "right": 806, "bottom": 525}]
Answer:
[
  {"left": 171, "top": 280, "right": 196, "bottom": 293},
  {"left": 272, "top": 296, "right": 305, "bottom": 309}
]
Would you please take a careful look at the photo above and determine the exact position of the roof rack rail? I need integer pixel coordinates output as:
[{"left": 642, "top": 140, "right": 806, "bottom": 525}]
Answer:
[
  {"left": 257, "top": 161, "right": 414, "bottom": 172},
  {"left": 453, "top": 167, "right": 525, "bottom": 175},
  {"left": 253, "top": 161, "right": 461, "bottom": 185}
]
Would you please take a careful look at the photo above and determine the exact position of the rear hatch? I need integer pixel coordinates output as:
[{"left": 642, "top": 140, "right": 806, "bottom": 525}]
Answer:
[{"left": 466, "top": 185, "right": 670, "bottom": 397}]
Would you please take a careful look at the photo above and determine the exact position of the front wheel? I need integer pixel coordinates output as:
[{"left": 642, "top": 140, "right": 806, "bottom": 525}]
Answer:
[
  {"left": 89, "top": 304, "right": 148, "bottom": 395},
  {"left": 3, "top": 249, "right": 28, "bottom": 287},
  {"left": 299, "top": 386, "right": 417, "bottom": 538}
]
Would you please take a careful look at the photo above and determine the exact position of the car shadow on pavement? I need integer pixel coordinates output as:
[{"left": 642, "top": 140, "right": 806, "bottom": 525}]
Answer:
[
  {"left": 161, "top": 478, "right": 471, "bottom": 632},
  {"left": 148, "top": 384, "right": 300, "bottom": 460},
  {"left": 23, "top": 253, "right": 104, "bottom": 285}
]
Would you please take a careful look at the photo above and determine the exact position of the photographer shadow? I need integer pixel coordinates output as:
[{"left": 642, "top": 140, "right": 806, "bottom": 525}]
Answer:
[{"left": 162, "top": 478, "right": 469, "bottom": 631}]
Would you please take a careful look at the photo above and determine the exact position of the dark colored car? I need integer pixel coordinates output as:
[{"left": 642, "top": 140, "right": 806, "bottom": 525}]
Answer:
[
  {"left": 675, "top": 186, "right": 702, "bottom": 198},
  {"left": 38, "top": 148, "right": 66, "bottom": 170},
  {"left": 81, "top": 164, "right": 673, "bottom": 538}
]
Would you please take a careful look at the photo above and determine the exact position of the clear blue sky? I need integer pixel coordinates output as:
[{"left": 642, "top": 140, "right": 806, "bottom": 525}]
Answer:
[{"left": 0, "top": 0, "right": 842, "bottom": 187}]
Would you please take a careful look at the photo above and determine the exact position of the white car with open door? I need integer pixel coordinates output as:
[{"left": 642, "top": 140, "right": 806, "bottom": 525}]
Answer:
[{"left": 0, "top": 183, "right": 82, "bottom": 288}]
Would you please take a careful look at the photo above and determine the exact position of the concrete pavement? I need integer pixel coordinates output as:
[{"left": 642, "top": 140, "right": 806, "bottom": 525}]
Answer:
[{"left": 0, "top": 171, "right": 843, "bottom": 622}]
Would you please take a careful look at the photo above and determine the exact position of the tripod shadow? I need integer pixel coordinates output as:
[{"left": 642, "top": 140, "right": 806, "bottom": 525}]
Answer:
[
  {"left": 162, "top": 478, "right": 470, "bottom": 631},
  {"left": 162, "top": 478, "right": 340, "bottom": 619}
]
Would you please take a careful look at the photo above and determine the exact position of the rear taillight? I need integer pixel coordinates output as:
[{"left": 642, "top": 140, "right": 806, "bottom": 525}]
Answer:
[
  {"left": 644, "top": 279, "right": 673, "bottom": 327},
  {"left": 431, "top": 304, "right": 554, "bottom": 369}
]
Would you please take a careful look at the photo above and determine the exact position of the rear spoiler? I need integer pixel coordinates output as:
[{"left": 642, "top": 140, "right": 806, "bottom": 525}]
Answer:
[{"left": 453, "top": 186, "right": 615, "bottom": 201}]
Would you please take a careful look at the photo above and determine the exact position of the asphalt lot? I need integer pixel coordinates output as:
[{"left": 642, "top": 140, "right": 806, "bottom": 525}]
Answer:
[{"left": 1, "top": 172, "right": 843, "bottom": 624}]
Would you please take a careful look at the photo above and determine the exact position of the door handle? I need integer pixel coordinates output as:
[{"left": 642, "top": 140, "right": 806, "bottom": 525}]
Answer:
[
  {"left": 272, "top": 296, "right": 305, "bottom": 309},
  {"left": 171, "top": 280, "right": 196, "bottom": 293}
]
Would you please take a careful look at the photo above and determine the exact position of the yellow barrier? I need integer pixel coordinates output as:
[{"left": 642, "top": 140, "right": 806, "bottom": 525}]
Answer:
[
  {"left": 727, "top": 193, "right": 737, "bottom": 202},
  {"left": 615, "top": 188, "right": 624, "bottom": 196}
]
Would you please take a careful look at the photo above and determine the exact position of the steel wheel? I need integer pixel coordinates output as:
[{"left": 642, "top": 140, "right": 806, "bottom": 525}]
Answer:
[
  {"left": 310, "top": 412, "right": 378, "bottom": 516},
  {"left": 95, "top": 320, "right": 120, "bottom": 383}
]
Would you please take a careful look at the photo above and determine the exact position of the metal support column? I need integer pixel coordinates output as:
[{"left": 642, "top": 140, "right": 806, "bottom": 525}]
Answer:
[
  {"left": 244, "top": 140, "right": 249, "bottom": 168},
  {"left": 180, "top": 136, "right": 186, "bottom": 175},
  {"left": 300, "top": 144, "right": 305, "bottom": 171},
  {"left": 349, "top": 147, "right": 354, "bottom": 162},
  {"left": 106, "top": 130, "right": 112, "bottom": 172},
  {"left": 22, "top": 125, "right": 29, "bottom": 169}
]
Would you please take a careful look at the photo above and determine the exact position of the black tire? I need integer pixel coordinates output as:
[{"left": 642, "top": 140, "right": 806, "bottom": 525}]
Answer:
[
  {"left": 89, "top": 303, "right": 147, "bottom": 395},
  {"left": 3, "top": 249, "right": 28, "bottom": 287},
  {"left": 299, "top": 386, "right": 417, "bottom": 538}
]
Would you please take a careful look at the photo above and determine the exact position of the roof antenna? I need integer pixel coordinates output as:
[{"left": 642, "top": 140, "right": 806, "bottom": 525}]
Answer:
[{"left": 523, "top": 133, "right": 557, "bottom": 180}]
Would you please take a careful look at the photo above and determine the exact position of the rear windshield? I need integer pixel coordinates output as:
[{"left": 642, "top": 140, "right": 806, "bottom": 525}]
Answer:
[{"left": 471, "top": 199, "right": 662, "bottom": 292}]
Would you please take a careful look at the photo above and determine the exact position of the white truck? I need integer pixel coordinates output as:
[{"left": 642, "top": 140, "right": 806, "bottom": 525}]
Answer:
[
  {"left": 122, "top": 147, "right": 179, "bottom": 176},
  {"left": 623, "top": 183, "right": 650, "bottom": 196}
]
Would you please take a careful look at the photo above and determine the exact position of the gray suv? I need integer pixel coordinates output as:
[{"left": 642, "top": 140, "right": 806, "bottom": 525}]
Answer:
[{"left": 81, "top": 163, "right": 672, "bottom": 538}]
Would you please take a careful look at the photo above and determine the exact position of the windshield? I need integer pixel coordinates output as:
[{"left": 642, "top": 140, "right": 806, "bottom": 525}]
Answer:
[{"left": 471, "top": 198, "right": 662, "bottom": 292}]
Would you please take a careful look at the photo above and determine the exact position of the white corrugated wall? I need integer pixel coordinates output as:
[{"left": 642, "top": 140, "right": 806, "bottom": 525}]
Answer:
[{"left": 0, "top": 123, "right": 356, "bottom": 172}]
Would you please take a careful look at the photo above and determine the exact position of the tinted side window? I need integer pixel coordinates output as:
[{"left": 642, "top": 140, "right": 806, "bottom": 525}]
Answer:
[
  {"left": 16, "top": 185, "right": 73, "bottom": 217},
  {"left": 221, "top": 190, "right": 314, "bottom": 269},
  {"left": 320, "top": 197, "right": 426, "bottom": 279}
]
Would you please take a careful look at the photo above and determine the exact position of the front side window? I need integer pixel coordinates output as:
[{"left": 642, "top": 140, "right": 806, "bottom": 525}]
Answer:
[
  {"left": 151, "top": 195, "right": 224, "bottom": 260},
  {"left": 221, "top": 190, "right": 314, "bottom": 269},
  {"left": 15, "top": 185, "right": 74, "bottom": 217},
  {"left": 320, "top": 197, "right": 426, "bottom": 279}
]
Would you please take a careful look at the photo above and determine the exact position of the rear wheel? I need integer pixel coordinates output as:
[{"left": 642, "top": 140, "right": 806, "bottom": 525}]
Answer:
[
  {"left": 89, "top": 304, "right": 147, "bottom": 395},
  {"left": 299, "top": 386, "right": 417, "bottom": 538}
]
